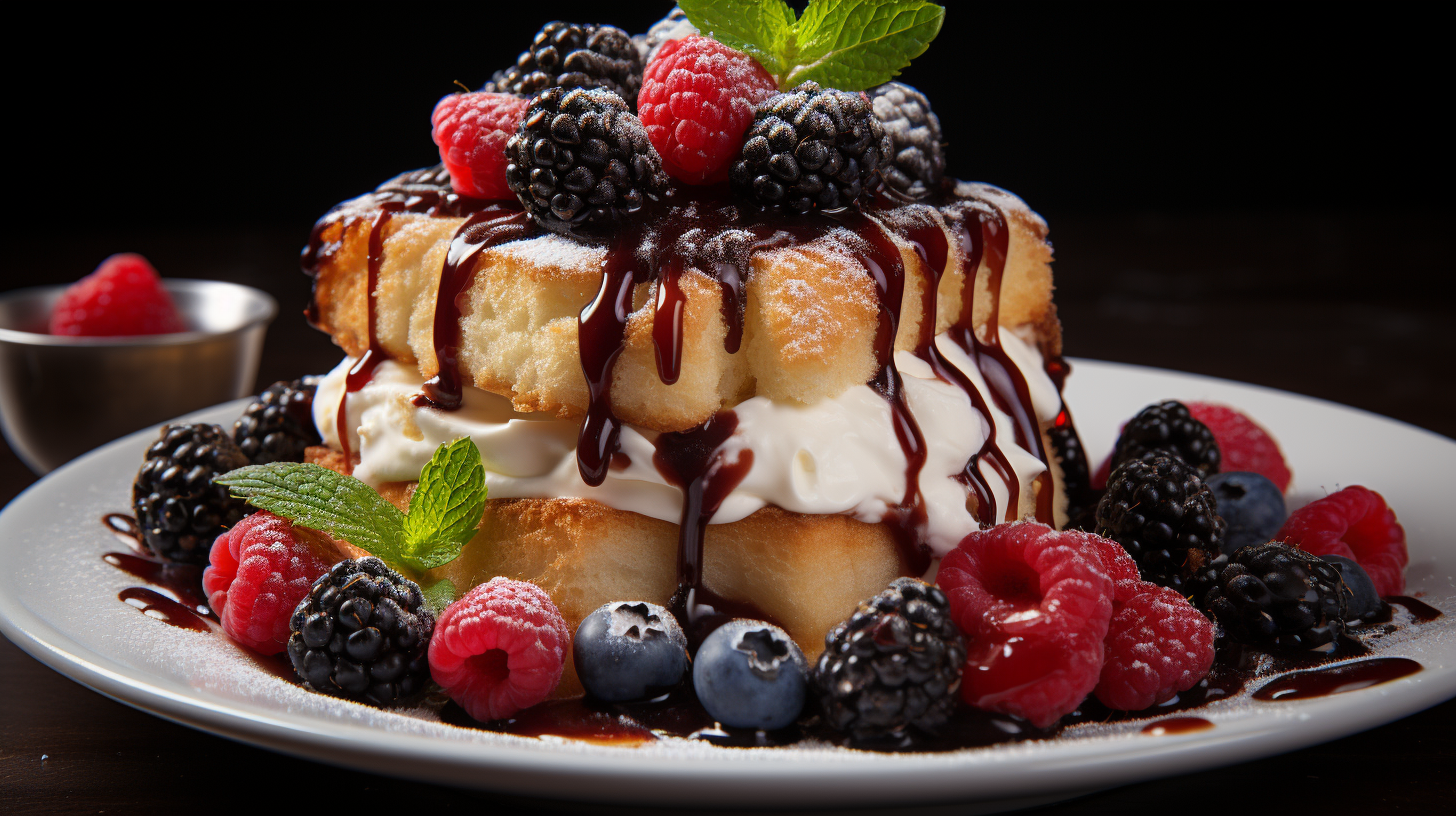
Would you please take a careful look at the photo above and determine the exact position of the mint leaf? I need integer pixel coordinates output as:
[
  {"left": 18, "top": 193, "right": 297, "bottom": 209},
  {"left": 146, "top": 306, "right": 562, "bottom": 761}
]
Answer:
[
  {"left": 784, "top": 0, "right": 944, "bottom": 91},
  {"left": 679, "top": 0, "right": 798, "bottom": 80},
  {"left": 420, "top": 578, "right": 458, "bottom": 617},
  {"left": 217, "top": 463, "right": 407, "bottom": 561},
  {"left": 400, "top": 437, "right": 487, "bottom": 572}
]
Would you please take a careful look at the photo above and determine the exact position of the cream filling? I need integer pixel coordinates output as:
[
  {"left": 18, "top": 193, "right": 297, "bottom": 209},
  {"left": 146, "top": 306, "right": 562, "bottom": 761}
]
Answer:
[{"left": 313, "top": 328, "right": 1060, "bottom": 559}]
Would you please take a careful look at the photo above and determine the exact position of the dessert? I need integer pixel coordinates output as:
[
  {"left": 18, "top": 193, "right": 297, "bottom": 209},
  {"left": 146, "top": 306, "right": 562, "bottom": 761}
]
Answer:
[{"left": 96, "top": 2, "right": 1440, "bottom": 755}]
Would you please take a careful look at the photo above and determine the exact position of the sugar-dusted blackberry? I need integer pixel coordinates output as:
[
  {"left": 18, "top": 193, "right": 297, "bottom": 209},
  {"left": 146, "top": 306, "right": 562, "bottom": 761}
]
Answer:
[
  {"left": 287, "top": 557, "right": 434, "bottom": 707},
  {"left": 634, "top": 6, "right": 695, "bottom": 64},
  {"left": 815, "top": 577, "right": 966, "bottom": 742},
  {"left": 1110, "top": 400, "right": 1221, "bottom": 478},
  {"left": 867, "top": 82, "right": 944, "bottom": 201},
  {"left": 1203, "top": 542, "right": 1348, "bottom": 652},
  {"left": 505, "top": 86, "right": 667, "bottom": 233},
  {"left": 232, "top": 376, "right": 321, "bottom": 465},
  {"left": 132, "top": 423, "right": 250, "bottom": 565},
  {"left": 729, "top": 81, "right": 894, "bottom": 214},
  {"left": 1095, "top": 455, "right": 1227, "bottom": 598},
  {"left": 1047, "top": 421, "right": 1101, "bottom": 531},
  {"left": 486, "top": 21, "right": 643, "bottom": 107}
]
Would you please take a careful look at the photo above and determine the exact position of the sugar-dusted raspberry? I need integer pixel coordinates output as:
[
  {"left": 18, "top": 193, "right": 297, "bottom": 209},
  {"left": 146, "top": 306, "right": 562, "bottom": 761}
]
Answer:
[
  {"left": 1186, "top": 402, "right": 1292, "bottom": 492},
  {"left": 428, "top": 577, "right": 570, "bottom": 721},
  {"left": 1072, "top": 528, "right": 1143, "bottom": 602},
  {"left": 431, "top": 92, "right": 530, "bottom": 200},
  {"left": 1277, "top": 486, "right": 1407, "bottom": 596},
  {"left": 637, "top": 35, "right": 778, "bottom": 184},
  {"left": 1094, "top": 584, "right": 1215, "bottom": 711},
  {"left": 49, "top": 253, "right": 186, "bottom": 337},
  {"left": 202, "top": 512, "right": 334, "bottom": 655},
  {"left": 938, "top": 522, "right": 1114, "bottom": 728}
]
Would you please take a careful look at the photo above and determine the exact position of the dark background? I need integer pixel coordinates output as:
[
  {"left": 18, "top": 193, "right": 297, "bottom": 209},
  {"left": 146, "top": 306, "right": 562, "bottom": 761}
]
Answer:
[{"left": 3, "top": 4, "right": 1453, "bottom": 814}]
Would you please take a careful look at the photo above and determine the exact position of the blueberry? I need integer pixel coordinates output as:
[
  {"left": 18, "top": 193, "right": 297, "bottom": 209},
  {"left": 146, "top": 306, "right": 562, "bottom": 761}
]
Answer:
[
  {"left": 574, "top": 602, "right": 689, "bottom": 702},
  {"left": 1322, "top": 555, "right": 1385, "bottom": 622},
  {"left": 1207, "top": 471, "right": 1287, "bottom": 556},
  {"left": 692, "top": 620, "right": 807, "bottom": 731}
]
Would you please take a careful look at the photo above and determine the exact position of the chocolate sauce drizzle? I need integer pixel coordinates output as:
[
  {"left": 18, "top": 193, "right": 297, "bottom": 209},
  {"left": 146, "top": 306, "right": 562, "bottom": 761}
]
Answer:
[{"left": 303, "top": 170, "right": 1077, "bottom": 630}]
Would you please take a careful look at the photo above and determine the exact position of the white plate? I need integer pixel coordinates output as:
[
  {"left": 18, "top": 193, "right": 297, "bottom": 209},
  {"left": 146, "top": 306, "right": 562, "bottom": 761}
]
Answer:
[{"left": 1, "top": 359, "right": 1454, "bottom": 809}]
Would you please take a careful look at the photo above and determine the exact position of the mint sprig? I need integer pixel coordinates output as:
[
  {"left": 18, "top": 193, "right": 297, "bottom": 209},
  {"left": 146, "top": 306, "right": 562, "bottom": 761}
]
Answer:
[
  {"left": 678, "top": 0, "right": 944, "bottom": 92},
  {"left": 217, "top": 437, "right": 488, "bottom": 575}
]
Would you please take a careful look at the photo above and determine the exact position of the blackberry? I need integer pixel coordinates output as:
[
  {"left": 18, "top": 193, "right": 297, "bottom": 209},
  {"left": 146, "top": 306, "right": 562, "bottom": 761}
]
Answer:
[
  {"left": 486, "top": 21, "right": 643, "bottom": 107},
  {"left": 1110, "top": 400, "right": 1221, "bottom": 478},
  {"left": 132, "top": 423, "right": 250, "bottom": 565},
  {"left": 729, "top": 82, "right": 893, "bottom": 214},
  {"left": 1203, "top": 542, "right": 1347, "bottom": 652},
  {"left": 287, "top": 557, "right": 434, "bottom": 706},
  {"left": 634, "top": 7, "right": 695, "bottom": 64},
  {"left": 1095, "top": 455, "right": 1227, "bottom": 599},
  {"left": 814, "top": 578, "right": 966, "bottom": 741},
  {"left": 232, "top": 377, "right": 321, "bottom": 465},
  {"left": 505, "top": 86, "right": 667, "bottom": 233},
  {"left": 1047, "top": 421, "right": 1101, "bottom": 531},
  {"left": 867, "top": 82, "right": 945, "bottom": 201}
]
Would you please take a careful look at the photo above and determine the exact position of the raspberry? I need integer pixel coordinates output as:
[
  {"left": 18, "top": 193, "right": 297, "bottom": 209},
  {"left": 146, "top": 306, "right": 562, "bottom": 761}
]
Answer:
[
  {"left": 937, "top": 522, "right": 1114, "bottom": 728},
  {"left": 1277, "top": 486, "right": 1407, "bottom": 596},
  {"left": 431, "top": 92, "right": 530, "bottom": 200},
  {"left": 1094, "top": 584, "right": 1215, "bottom": 710},
  {"left": 49, "top": 253, "right": 186, "bottom": 337},
  {"left": 428, "top": 577, "right": 570, "bottom": 721},
  {"left": 1076, "top": 529, "right": 1143, "bottom": 603},
  {"left": 1186, "top": 402, "right": 1292, "bottom": 492},
  {"left": 638, "top": 35, "right": 778, "bottom": 184},
  {"left": 202, "top": 512, "right": 334, "bottom": 655}
]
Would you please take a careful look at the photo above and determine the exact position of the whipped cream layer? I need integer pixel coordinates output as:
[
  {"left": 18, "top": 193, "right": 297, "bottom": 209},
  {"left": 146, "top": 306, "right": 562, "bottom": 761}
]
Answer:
[{"left": 314, "top": 328, "right": 1060, "bottom": 558}]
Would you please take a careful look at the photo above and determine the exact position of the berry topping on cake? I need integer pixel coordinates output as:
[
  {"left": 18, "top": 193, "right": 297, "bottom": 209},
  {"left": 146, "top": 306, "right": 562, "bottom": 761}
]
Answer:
[
  {"left": 693, "top": 620, "right": 808, "bottom": 731},
  {"left": 486, "top": 21, "right": 644, "bottom": 107},
  {"left": 638, "top": 35, "right": 778, "bottom": 184},
  {"left": 814, "top": 577, "right": 966, "bottom": 741},
  {"left": 287, "top": 557, "right": 435, "bottom": 706},
  {"left": 232, "top": 377, "right": 322, "bottom": 465},
  {"left": 1095, "top": 455, "right": 1227, "bottom": 599},
  {"left": 1276, "top": 486, "right": 1407, "bottom": 596},
  {"left": 1206, "top": 471, "right": 1287, "bottom": 556},
  {"left": 728, "top": 81, "right": 893, "bottom": 213},
  {"left": 133, "top": 424, "right": 250, "bottom": 565},
  {"left": 431, "top": 92, "right": 531, "bottom": 200},
  {"left": 1094, "top": 584, "right": 1215, "bottom": 710},
  {"left": 202, "top": 511, "right": 334, "bottom": 655},
  {"left": 867, "top": 81, "right": 944, "bottom": 200},
  {"left": 1186, "top": 402, "right": 1291, "bottom": 492},
  {"left": 49, "top": 253, "right": 187, "bottom": 337},
  {"left": 429, "top": 577, "right": 570, "bottom": 721},
  {"left": 1110, "top": 400, "right": 1221, "bottom": 479},
  {"left": 938, "top": 522, "right": 1114, "bottom": 728},
  {"left": 505, "top": 86, "right": 668, "bottom": 232},
  {"left": 573, "top": 601, "right": 688, "bottom": 703},
  {"left": 1321, "top": 554, "right": 1385, "bottom": 622},
  {"left": 1202, "top": 542, "right": 1348, "bottom": 653}
]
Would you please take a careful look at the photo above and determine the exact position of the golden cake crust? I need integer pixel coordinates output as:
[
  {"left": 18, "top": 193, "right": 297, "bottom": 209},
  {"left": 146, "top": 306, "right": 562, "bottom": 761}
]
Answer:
[{"left": 307, "top": 183, "right": 1057, "bottom": 433}]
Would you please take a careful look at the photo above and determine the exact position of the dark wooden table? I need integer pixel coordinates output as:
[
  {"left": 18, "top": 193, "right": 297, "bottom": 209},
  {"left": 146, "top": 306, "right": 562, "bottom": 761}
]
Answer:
[{"left": 3, "top": 212, "right": 1453, "bottom": 814}]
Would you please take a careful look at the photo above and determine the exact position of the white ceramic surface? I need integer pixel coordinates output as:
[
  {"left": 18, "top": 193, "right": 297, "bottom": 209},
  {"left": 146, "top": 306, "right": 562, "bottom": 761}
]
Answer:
[{"left": 1, "top": 359, "right": 1453, "bottom": 809}]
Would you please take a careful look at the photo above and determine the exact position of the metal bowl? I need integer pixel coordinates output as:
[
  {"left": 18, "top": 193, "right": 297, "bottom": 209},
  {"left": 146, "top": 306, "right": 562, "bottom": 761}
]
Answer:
[{"left": 0, "top": 279, "right": 277, "bottom": 474}]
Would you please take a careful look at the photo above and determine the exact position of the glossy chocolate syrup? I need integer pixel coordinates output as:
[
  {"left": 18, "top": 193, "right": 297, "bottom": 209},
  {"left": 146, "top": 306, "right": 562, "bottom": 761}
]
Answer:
[
  {"left": 302, "top": 170, "right": 1076, "bottom": 638},
  {"left": 1388, "top": 595, "right": 1444, "bottom": 622},
  {"left": 1140, "top": 717, "right": 1214, "bottom": 736},
  {"left": 118, "top": 587, "right": 214, "bottom": 633},
  {"left": 415, "top": 206, "right": 536, "bottom": 410},
  {"left": 1252, "top": 657, "right": 1423, "bottom": 701}
]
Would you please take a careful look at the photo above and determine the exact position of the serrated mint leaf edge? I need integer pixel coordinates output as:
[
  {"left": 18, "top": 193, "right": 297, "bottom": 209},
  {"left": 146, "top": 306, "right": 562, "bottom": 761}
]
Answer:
[
  {"left": 402, "top": 438, "right": 487, "bottom": 569},
  {"left": 217, "top": 463, "right": 407, "bottom": 562},
  {"left": 679, "top": 0, "right": 798, "bottom": 80},
  {"left": 786, "top": 0, "right": 945, "bottom": 91},
  {"left": 420, "top": 577, "right": 458, "bottom": 617}
]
